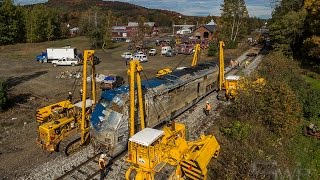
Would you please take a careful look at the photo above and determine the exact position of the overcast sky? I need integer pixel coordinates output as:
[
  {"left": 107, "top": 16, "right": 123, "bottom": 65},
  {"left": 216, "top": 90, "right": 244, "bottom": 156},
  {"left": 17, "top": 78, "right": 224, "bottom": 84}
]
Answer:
[{"left": 15, "top": 0, "right": 272, "bottom": 19}]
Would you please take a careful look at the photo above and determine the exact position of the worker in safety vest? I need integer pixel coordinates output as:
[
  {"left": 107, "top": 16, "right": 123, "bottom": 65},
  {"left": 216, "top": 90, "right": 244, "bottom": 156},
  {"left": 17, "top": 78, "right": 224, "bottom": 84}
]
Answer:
[
  {"left": 80, "top": 89, "right": 83, "bottom": 98},
  {"left": 244, "top": 60, "right": 250, "bottom": 68},
  {"left": 98, "top": 154, "right": 108, "bottom": 180},
  {"left": 204, "top": 101, "right": 212, "bottom": 116},
  {"left": 67, "top": 91, "right": 72, "bottom": 102}
]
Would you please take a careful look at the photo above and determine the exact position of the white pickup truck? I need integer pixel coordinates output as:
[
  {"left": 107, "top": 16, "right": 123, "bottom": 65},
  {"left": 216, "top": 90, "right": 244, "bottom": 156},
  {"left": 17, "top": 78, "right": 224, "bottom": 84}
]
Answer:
[{"left": 52, "top": 57, "right": 79, "bottom": 67}]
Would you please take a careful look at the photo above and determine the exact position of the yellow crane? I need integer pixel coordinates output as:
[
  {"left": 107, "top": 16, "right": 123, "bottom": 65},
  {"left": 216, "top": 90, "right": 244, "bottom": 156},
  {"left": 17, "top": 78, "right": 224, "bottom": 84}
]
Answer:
[
  {"left": 217, "top": 41, "right": 240, "bottom": 100},
  {"left": 126, "top": 60, "right": 220, "bottom": 180},
  {"left": 217, "top": 41, "right": 266, "bottom": 100},
  {"left": 36, "top": 50, "right": 96, "bottom": 155}
]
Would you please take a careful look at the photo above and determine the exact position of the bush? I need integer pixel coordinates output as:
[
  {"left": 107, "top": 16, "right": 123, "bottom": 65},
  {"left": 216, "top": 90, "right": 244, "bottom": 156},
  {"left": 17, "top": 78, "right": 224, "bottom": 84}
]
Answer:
[
  {"left": 207, "top": 42, "right": 218, "bottom": 57},
  {"left": 0, "top": 81, "right": 8, "bottom": 111},
  {"left": 220, "top": 121, "right": 251, "bottom": 141},
  {"left": 225, "top": 41, "right": 238, "bottom": 49}
]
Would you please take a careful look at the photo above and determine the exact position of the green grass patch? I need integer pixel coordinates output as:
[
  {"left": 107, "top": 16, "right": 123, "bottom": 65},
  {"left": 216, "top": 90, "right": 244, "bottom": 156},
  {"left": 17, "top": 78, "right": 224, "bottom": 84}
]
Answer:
[
  {"left": 0, "top": 36, "right": 90, "bottom": 61},
  {"left": 288, "top": 126, "right": 320, "bottom": 179},
  {"left": 304, "top": 76, "right": 320, "bottom": 90}
]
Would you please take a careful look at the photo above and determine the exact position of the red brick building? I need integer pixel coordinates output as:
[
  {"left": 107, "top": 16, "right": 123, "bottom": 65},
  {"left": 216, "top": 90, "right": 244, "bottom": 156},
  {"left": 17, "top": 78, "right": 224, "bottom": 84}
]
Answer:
[
  {"left": 193, "top": 20, "right": 217, "bottom": 41},
  {"left": 112, "top": 22, "right": 157, "bottom": 40}
]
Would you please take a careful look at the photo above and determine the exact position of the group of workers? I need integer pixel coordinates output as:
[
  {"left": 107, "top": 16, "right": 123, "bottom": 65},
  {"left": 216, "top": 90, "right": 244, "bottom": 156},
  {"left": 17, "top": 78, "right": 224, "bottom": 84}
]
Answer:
[{"left": 67, "top": 89, "right": 83, "bottom": 102}]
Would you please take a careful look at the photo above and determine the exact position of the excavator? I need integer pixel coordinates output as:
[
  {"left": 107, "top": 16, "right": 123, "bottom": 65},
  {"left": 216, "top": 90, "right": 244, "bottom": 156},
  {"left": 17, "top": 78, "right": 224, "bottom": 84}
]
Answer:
[
  {"left": 156, "top": 44, "right": 201, "bottom": 77},
  {"left": 126, "top": 60, "right": 220, "bottom": 180},
  {"left": 36, "top": 50, "right": 97, "bottom": 155}
]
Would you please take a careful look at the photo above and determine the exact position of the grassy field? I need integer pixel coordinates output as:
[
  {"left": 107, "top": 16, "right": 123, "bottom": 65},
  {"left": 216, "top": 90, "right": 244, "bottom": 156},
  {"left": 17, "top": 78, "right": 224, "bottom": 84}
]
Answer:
[{"left": 0, "top": 36, "right": 91, "bottom": 60}]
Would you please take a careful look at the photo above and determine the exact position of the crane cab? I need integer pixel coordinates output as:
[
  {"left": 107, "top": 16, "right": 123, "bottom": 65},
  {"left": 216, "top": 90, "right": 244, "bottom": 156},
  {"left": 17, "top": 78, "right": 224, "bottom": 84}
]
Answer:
[
  {"left": 225, "top": 75, "right": 240, "bottom": 99},
  {"left": 127, "top": 128, "right": 164, "bottom": 170}
]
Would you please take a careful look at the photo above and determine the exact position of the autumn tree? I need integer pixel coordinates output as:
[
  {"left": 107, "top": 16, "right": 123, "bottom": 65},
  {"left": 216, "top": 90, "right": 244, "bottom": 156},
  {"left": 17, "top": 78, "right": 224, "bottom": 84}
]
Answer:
[
  {"left": 220, "top": 0, "right": 249, "bottom": 42},
  {"left": 0, "top": 0, "right": 25, "bottom": 45},
  {"left": 25, "top": 5, "right": 62, "bottom": 43},
  {"left": 102, "top": 10, "right": 114, "bottom": 50},
  {"left": 269, "top": 0, "right": 320, "bottom": 62}
]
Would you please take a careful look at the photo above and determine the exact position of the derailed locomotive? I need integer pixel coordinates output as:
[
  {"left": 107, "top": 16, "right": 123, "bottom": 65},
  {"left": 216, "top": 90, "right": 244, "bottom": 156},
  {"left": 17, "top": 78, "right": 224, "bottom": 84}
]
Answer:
[{"left": 90, "top": 62, "right": 219, "bottom": 156}]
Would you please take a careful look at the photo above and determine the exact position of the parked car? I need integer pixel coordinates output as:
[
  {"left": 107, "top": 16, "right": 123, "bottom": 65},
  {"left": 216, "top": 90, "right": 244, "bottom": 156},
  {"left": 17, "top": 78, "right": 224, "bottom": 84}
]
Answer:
[
  {"left": 148, "top": 49, "right": 157, "bottom": 56},
  {"left": 161, "top": 46, "right": 172, "bottom": 55},
  {"left": 165, "top": 49, "right": 177, "bottom": 57},
  {"left": 100, "top": 75, "right": 125, "bottom": 91},
  {"left": 132, "top": 54, "right": 148, "bottom": 62},
  {"left": 121, "top": 52, "right": 133, "bottom": 59},
  {"left": 52, "top": 57, "right": 79, "bottom": 67},
  {"left": 134, "top": 51, "right": 145, "bottom": 55}
]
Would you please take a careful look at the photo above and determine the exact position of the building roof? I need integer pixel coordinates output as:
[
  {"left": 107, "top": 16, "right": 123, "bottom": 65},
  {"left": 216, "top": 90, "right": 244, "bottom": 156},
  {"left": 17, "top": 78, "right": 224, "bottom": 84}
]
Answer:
[
  {"left": 207, "top": 19, "right": 216, "bottom": 26},
  {"left": 129, "top": 128, "right": 164, "bottom": 146},
  {"left": 112, "top": 26, "right": 127, "bottom": 30},
  {"left": 128, "top": 22, "right": 155, "bottom": 27},
  {"left": 226, "top": 75, "right": 240, "bottom": 81}
]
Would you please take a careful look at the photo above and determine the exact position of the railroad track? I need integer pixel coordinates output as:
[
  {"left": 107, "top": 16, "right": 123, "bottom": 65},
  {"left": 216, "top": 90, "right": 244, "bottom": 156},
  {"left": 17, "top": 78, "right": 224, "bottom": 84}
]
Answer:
[
  {"left": 56, "top": 51, "right": 262, "bottom": 180},
  {"left": 56, "top": 153, "right": 101, "bottom": 180}
]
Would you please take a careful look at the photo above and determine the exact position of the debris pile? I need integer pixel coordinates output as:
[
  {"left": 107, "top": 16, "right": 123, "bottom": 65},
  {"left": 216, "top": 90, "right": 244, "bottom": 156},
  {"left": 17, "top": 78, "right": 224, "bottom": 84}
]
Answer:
[{"left": 56, "top": 71, "right": 82, "bottom": 79}]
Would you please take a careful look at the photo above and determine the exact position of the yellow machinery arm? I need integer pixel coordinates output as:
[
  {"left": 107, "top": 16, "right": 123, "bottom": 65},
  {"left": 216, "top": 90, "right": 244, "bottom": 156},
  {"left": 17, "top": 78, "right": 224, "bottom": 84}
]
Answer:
[
  {"left": 81, "top": 50, "right": 96, "bottom": 144},
  {"left": 128, "top": 60, "right": 145, "bottom": 137},
  {"left": 179, "top": 134, "right": 220, "bottom": 179},
  {"left": 191, "top": 44, "right": 201, "bottom": 67},
  {"left": 219, "top": 41, "right": 225, "bottom": 91}
]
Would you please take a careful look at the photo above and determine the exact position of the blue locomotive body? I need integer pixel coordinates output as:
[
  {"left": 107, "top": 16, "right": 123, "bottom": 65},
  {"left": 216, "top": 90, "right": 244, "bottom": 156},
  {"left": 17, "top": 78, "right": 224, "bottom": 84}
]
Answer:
[{"left": 90, "top": 62, "right": 219, "bottom": 156}]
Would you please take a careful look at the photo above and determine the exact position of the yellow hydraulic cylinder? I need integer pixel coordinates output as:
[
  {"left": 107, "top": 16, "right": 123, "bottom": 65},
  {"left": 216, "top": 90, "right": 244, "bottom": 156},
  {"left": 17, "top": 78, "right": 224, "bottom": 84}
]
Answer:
[
  {"left": 219, "top": 41, "right": 225, "bottom": 91},
  {"left": 128, "top": 60, "right": 136, "bottom": 137},
  {"left": 81, "top": 50, "right": 95, "bottom": 144},
  {"left": 191, "top": 44, "right": 201, "bottom": 67},
  {"left": 128, "top": 60, "right": 145, "bottom": 137}
]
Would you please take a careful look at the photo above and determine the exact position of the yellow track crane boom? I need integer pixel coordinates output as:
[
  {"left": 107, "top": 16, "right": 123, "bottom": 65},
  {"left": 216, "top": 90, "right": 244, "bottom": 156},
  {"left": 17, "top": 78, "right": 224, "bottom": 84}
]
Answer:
[
  {"left": 191, "top": 44, "right": 201, "bottom": 67},
  {"left": 81, "top": 50, "right": 96, "bottom": 145},
  {"left": 128, "top": 60, "right": 145, "bottom": 137},
  {"left": 219, "top": 41, "right": 225, "bottom": 91}
]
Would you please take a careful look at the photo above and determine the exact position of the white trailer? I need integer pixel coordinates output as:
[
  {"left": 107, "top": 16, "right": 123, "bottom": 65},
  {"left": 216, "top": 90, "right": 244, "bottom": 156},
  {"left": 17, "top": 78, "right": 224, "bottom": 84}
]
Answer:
[{"left": 46, "top": 47, "right": 77, "bottom": 61}]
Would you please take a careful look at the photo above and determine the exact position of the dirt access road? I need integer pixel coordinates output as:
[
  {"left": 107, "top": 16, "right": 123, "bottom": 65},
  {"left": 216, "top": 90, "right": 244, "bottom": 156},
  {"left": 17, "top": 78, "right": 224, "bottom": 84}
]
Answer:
[{"left": 0, "top": 36, "right": 248, "bottom": 178}]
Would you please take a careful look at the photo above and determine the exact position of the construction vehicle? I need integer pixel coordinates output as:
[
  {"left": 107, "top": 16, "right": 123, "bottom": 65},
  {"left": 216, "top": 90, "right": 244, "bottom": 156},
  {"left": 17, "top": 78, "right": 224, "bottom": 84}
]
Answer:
[
  {"left": 36, "top": 50, "right": 97, "bottom": 155},
  {"left": 35, "top": 100, "right": 74, "bottom": 124},
  {"left": 217, "top": 41, "right": 240, "bottom": 100},
  {"left": 156, "top": 44, "right": 201, "bottom": 77},
  {"left": 125, "top": 60, "right": 220, "bottom": 180},
  {"left": 217, "top": 41, "right": 266, "bottom": 100}
]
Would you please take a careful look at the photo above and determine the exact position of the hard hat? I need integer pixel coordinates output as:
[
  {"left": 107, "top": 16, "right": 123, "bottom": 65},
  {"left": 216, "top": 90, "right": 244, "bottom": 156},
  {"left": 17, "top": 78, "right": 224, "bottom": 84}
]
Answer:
[
  {"left": 100, "top": 154, "right": 107, "bottom": 159},
  {"left": 206, "top": 101, "right": 209, "bottom": 104},
  {"left": 69, "top": 91, "right": 72, "bottom": 95}
]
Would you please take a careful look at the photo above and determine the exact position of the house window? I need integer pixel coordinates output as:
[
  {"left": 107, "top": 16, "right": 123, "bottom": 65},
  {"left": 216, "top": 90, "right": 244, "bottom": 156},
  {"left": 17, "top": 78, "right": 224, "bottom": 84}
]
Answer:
[{"left": 204, "top": 32, "right": 209, "bottom": 38}]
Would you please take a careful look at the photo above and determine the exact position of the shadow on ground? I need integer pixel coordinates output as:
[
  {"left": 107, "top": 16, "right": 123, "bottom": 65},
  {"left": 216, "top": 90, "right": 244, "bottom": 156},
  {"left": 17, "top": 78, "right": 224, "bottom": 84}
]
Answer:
[{"left": 5, "top": 71, "right": 47, "bottom": 89}]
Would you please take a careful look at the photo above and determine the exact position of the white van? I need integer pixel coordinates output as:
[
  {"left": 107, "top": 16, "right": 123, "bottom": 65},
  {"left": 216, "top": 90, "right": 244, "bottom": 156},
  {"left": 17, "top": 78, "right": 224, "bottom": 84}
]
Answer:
[
  {"left": 161, "top": 46, "right": 172, "bottom": 55},
  {"left": 132, "top": 54, "right": 148, "bottom": 62}
]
